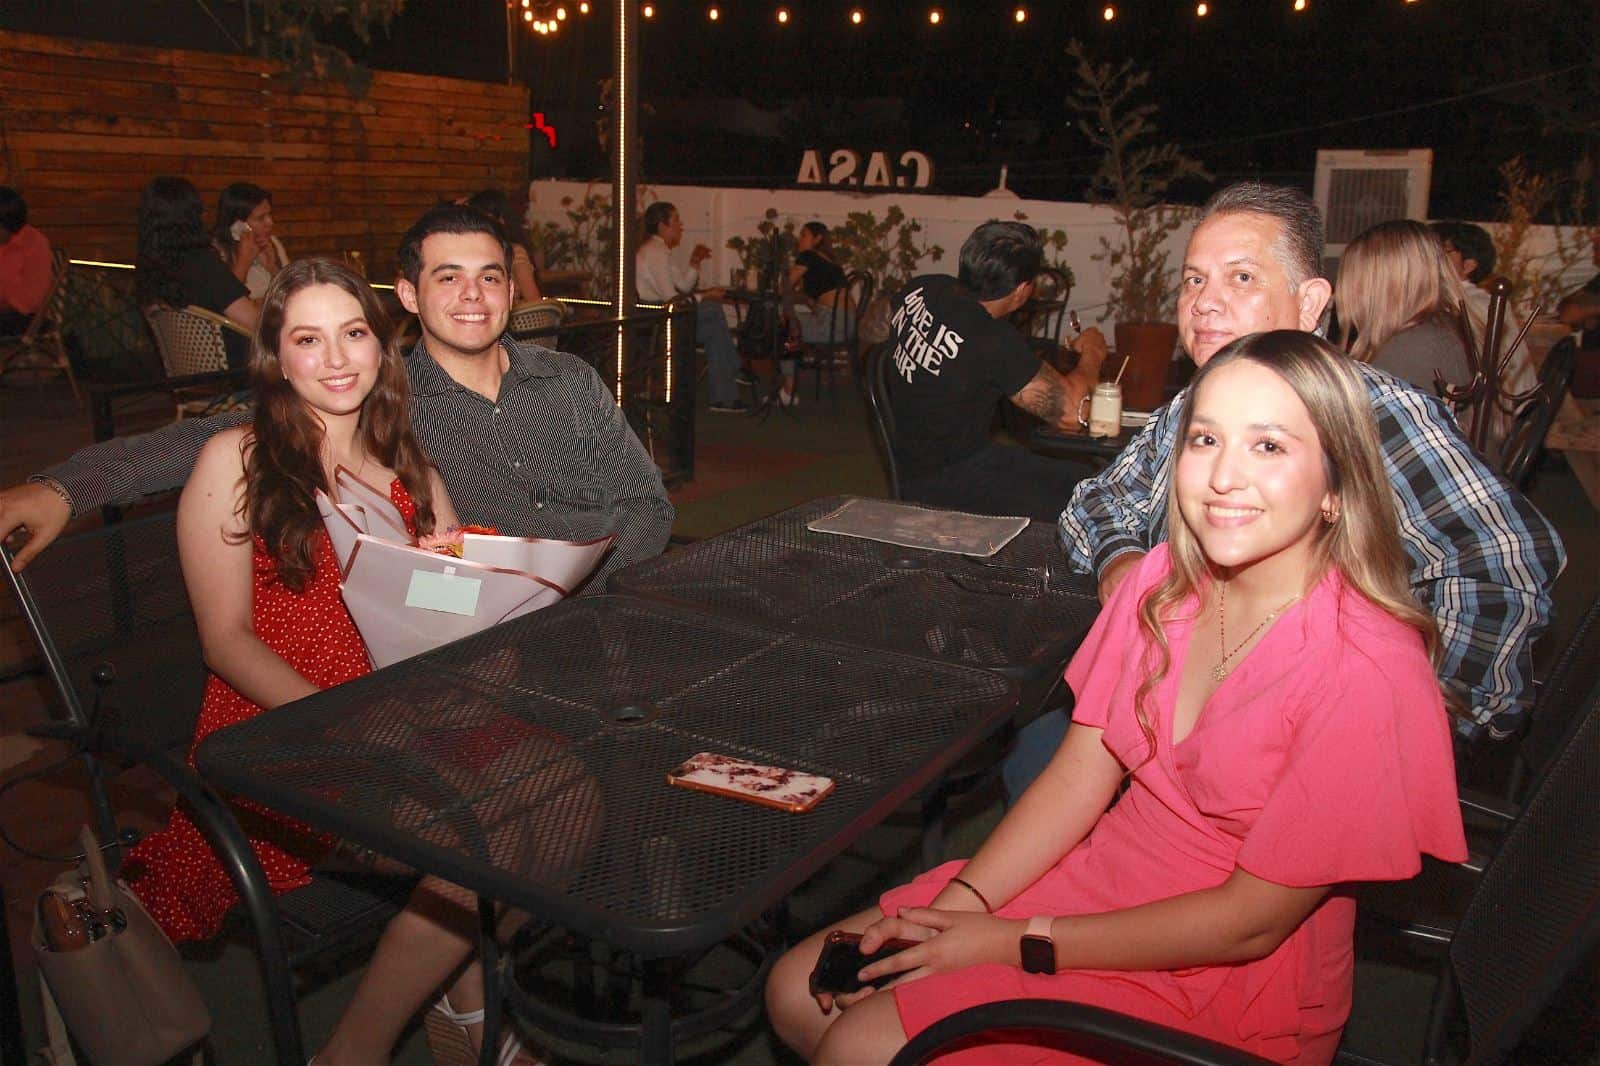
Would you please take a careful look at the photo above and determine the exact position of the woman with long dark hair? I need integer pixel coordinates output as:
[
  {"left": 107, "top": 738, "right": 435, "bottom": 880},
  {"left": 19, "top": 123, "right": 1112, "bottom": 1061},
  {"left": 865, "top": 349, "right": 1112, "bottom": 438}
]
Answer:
[
  {"left": 125, "top": 259, "right": 544, "bottom": 1064},
  {"left": 767, "top": 331, "right": 1467, "bottom": 1065},
  {"left": 214, "top": 181, "right": 289, "bottom": 300},
  {"left": 136, "top": 175, "right": 258, "bottom": 368}
]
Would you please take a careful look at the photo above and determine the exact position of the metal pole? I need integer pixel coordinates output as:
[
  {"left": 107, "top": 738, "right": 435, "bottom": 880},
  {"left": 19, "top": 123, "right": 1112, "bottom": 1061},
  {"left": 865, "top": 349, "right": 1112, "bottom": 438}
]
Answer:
[
  {"left": 611, "top": 0, "right": 640, "bottom": 405},
  {"left": 505, "top": 0, "right": 515, "bottom": 84}
]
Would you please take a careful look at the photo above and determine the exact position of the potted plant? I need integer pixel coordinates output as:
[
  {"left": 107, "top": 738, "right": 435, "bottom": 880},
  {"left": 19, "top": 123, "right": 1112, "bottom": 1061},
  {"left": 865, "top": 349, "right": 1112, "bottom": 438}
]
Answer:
[
  {"left": 827, "top": 206, "right": 945, "bottom": 344},
  {"left": 725, "top": 209, "right": 798, "bottom": 291},
  {"left": 1067, "top": 40, "right": 1209, "bottom": 409}
]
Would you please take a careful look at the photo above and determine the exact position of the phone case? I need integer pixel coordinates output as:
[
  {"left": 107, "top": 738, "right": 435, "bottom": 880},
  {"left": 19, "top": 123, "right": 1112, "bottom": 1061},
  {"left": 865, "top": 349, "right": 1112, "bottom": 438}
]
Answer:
[
  {"left": 808, "top": 930, "right": 918, "bottom": 995},
  {"left": 666, "top": 751, "right": 834, "bottom": 813},
  {"left": 229, "top": 220, "right": 250, "bottom": 241}
]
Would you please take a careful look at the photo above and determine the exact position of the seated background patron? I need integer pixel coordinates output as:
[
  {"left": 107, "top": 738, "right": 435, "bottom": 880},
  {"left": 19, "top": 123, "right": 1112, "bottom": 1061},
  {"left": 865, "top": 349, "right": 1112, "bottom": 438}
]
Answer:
[
  {"left": 886, "top": 220, "right": 1106, "bottom": 521},
  {"left": 214, "top": 181, "right": 288, "bottom": 301},
  {"left": 1336, "top": 219, "right": 1474, "bottom": 395},
  {"left": 0, "top": 185, "right": 53, "bottom": 336},
  {"left": 137, "top": 175, "right": 258, "bottom": 369}
]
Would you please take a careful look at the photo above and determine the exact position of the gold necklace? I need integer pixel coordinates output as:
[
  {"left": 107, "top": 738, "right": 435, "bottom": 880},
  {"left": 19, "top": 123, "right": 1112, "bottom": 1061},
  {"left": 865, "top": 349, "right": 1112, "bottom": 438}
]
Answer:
[{"left": 1212, "top": 582, "right": 1300, "bottom": 683}]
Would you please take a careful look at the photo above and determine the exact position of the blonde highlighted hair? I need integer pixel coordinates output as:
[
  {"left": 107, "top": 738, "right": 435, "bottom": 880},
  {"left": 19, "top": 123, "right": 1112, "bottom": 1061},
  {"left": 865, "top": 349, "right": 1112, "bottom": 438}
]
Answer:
[
  {"left": 1336, "top": 219, "right": 1472, "bottom": 364},
  {"left": 1129, "top": 330, "right": 1449, "bottom": 759}
]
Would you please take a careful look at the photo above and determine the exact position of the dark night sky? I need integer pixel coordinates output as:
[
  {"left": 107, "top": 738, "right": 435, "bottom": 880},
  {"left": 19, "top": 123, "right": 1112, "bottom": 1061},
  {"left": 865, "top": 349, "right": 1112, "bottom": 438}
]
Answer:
[{"left": 4, "top": 0, "right": 1595, "bottom": 218}]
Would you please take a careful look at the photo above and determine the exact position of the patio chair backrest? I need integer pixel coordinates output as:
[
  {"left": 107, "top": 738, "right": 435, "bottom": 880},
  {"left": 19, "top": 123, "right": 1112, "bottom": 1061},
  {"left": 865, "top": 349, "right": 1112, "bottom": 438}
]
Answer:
[
  {"left": 1448, "top": 664, "right": 1600, "bottom": 1062},
  {"left": 144, "top": 304, "right": 243, "bottom": 378},
  {"left": 1028, "top": 266, "right": 1072, "bottom": 344},
  {"left": 1496, "top": 336, "right": 1578, "bottom": 489},
  {"left": 18, "top": 249, "right": 71, "bottom": 345},
  {"left": 863, "top": 340, "right": 901, "bottom": 499},
  {"left": 1516, "top": 593, "right": 1600, "bottom": 800},
  {"left": 828, "top": 271, "right": 874, "bottom": 348},
  {"left": 508, "top": 298, "right": 567, "bottom": 338},
  {"left": 3, "top": 509, "right": 206, "bottom": 755}
]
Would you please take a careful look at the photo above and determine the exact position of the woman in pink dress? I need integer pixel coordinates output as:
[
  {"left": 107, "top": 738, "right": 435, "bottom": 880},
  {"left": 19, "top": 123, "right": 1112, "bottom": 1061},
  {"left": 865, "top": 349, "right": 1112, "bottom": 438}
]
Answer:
[
  {"left": 766, "top": 330, "right": 1469, "bottom": 1065},
  {"left": 124, "top": 258, "right": 539, "bottom": 1065}
]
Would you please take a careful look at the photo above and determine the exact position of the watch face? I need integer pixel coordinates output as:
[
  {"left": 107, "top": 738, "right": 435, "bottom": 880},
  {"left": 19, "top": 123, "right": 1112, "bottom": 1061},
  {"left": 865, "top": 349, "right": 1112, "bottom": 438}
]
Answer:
[{"left": 1020, "top": 933, "right": 1054, "bottom": 975}]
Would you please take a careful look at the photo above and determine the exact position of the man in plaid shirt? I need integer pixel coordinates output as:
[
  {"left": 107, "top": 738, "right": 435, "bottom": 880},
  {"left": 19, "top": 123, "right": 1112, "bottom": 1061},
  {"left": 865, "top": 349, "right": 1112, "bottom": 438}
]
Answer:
[{"left": 1006, "top": 183, "right": 1564, "bottom": 797}]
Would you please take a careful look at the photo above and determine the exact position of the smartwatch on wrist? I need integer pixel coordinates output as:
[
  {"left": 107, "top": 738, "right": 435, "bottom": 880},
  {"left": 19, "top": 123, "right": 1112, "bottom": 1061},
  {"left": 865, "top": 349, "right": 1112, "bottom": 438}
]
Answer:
[{"left": 1019, "top": 914, "right": 1055, "bottom": 974}]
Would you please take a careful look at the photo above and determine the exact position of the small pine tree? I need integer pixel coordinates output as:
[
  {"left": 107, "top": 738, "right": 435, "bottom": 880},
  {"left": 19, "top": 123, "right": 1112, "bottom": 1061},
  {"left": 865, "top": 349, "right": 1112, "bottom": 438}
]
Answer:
[{"left": 1066, "top": 40, "right": 1209, "bottom": 324}]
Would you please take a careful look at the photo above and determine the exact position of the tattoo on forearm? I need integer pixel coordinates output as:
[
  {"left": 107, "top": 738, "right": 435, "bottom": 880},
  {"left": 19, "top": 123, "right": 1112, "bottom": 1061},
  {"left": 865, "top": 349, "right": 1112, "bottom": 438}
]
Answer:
[{"left": 1014, "top": 369, "right": 1068, "bottom": 421}]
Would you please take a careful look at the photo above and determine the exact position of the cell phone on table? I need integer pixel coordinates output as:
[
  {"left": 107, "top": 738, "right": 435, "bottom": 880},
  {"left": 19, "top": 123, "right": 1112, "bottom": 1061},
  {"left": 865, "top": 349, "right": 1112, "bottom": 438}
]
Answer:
[
  {"left": 808, "top": 930, "right": 918, "bottom": 996},
  {"left": 666, "top": 751, "right": 834, "bottom": 813}
]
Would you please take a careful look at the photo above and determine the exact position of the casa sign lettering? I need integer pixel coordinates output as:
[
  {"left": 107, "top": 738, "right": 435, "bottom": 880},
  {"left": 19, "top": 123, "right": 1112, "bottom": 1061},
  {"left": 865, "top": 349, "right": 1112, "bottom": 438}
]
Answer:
[{"left": 796, "top": 149, "right": 934, "bottom": 189}]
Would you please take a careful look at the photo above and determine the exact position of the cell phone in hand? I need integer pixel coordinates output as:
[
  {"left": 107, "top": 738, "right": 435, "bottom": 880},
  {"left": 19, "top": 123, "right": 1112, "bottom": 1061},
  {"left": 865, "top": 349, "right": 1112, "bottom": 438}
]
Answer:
[
  {"left": 229, "top": 219, "right": 251, "bottom": 241},
  {"left": 808, "top": 930, "right": 918, "bottom": 996}
]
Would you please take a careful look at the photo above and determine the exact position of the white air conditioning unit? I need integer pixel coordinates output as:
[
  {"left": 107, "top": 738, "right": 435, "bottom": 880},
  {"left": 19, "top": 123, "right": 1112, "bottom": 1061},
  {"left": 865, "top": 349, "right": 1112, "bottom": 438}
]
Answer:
[{"left": 1313, "top": 149, "right": 1433, "bottom": 278}]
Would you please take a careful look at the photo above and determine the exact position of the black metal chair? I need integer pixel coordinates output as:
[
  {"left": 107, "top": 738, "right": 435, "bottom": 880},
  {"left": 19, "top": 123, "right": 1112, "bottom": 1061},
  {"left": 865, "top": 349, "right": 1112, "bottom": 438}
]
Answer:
[
  {"left": 1495, "top": 335, "right": 1578, "bottom": 489},
  {"left": 801, "top": 270, "right": 873, "bottom": 406},
  {"left": 862, "top": 339, "right": 902, "bottom": 500},
  {"left": 890, "top": 669, "right": 1600, "bottom": 1066},
  {"left": 1010, "top": 265, "right": 1072, "bottom": 346},
  {"left": 3, "top": 510, "right": 418, "bottom": 1064}
]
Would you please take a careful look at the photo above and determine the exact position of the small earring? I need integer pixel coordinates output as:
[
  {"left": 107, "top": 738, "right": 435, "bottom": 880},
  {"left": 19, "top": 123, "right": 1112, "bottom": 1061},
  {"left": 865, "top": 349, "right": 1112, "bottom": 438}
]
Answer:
[{"left": 1321, "top": 507, "right": 1339, "bottom": 524}]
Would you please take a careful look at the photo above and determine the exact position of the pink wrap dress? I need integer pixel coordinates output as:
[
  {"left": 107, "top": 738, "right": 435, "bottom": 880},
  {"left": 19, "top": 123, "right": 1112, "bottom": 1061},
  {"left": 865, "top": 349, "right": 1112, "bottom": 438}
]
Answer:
[{"left": 880, "top": 545, "right": 1468, "bottom": 1063}]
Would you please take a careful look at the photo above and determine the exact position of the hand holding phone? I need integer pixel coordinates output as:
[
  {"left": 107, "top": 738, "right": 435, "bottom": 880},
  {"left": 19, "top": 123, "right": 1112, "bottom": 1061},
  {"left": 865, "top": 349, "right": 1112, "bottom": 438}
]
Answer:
[
  {"left": 808, "top": 930, "right": 918, "bottom": 996},
  {"left": 229, "top": 219, "right": 251, "bottom": 242}
]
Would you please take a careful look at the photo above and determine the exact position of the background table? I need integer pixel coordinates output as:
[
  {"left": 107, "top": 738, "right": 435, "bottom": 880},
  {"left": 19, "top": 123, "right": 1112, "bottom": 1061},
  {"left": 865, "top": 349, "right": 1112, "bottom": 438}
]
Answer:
[
  {"left": 1029, "top": 422, "right": 1137, "bottom": 465},
  {"left": 196, "top": 595, "right": 1017, "bottom": 1062},
  {"left": 611, "top": 496, "right": 1101, "bottom": 691}
]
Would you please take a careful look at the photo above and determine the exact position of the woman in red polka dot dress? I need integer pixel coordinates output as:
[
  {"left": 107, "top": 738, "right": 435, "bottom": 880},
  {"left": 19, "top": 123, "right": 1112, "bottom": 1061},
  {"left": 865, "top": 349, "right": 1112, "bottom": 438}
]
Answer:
[{"left": 123, "top": 259, "right": 540, "bottom": 1064}]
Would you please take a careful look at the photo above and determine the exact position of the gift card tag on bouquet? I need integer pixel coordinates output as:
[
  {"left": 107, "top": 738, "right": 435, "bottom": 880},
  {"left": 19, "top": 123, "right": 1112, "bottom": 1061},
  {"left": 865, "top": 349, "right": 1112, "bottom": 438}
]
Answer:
[
  {"left": 404, "top": 566, "right": 482, "bottom": 617},
  {"left": 344, "top": 538, "right": 564, "bottom": 668}
]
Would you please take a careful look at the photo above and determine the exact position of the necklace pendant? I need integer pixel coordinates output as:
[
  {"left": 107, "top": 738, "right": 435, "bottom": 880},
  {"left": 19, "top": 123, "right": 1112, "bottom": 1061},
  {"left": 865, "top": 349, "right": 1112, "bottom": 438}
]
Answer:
[{"left": 1211, "top": 663, "right": 1230, "bottom": 683}]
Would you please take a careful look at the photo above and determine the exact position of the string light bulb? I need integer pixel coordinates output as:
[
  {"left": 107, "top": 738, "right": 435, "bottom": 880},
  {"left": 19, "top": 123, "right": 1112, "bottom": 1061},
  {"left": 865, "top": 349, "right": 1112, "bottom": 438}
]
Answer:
[
  {"left": 776, "top": 7, "right": 789, "bottom": 22},
  {"left": 1196, "top": 1, "right": 1208, "bottom": 14},
  {"left": 707, "top": 5, "right": 719, "bottom": 19},
  {"left": 579, "top": 0, "right": 590, "bottom": 11},
  {"left": 1293, "top": 0, "right": 1306, "bottom": 9},
  {"left": 1102, "top": 4, "right": 1115, "bottom": 20},
  {"left": 642, "top": 3, "right": 654, "bottom": 16},
  {"left": 523, "top": 9, "right": 533, "bottom": 20},
  {"left": 1013, "top": 6, "right": 1027, "bottom": 21},
  {"left": 928, "top": 8, "right": 942, "bottom": 23},
  {"left": 850, "top": 8, "right": 863, "bottom": 25},
  {"left": 556, "top": 5, "right": 566, "bottom": 17}
]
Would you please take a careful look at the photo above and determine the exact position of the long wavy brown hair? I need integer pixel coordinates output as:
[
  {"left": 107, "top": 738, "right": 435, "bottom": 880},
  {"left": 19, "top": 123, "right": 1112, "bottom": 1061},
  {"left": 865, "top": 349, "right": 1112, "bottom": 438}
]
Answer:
[
  {"left": 240, "top": 257, "right": 437, "bottom": 591},
  {"left": 1128, "top": 331, "right": 1449, "bottom": 762}
]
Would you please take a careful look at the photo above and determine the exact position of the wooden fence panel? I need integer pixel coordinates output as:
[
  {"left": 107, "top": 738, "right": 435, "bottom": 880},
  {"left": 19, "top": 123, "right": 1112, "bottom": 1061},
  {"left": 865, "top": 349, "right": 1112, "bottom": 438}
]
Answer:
[{"left": 0, "top": 29, "right": 530, "bottom": 276}]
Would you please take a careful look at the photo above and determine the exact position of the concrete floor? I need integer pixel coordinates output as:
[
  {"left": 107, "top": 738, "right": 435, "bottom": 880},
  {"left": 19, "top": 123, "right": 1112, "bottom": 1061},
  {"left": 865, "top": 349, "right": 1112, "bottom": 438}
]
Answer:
[{"left": 2, "top": 370, "right": 1596, "bottom": 1065}]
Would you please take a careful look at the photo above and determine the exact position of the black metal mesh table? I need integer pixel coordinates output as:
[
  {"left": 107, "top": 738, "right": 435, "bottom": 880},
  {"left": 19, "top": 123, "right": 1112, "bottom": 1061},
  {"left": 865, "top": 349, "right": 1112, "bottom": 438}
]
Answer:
[
  {"left": 195, "top": 596, "right": 1016, "bottom": 1060},
  {"left": 611, "top": 496, "right": 1101, "bottom": 686}
]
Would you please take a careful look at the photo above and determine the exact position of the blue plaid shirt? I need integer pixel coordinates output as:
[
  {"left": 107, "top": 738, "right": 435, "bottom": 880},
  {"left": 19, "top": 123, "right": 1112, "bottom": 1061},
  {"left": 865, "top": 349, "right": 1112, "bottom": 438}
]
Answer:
[{"left": 1058, "top": 361, "right": 1565, "bottom": 740}]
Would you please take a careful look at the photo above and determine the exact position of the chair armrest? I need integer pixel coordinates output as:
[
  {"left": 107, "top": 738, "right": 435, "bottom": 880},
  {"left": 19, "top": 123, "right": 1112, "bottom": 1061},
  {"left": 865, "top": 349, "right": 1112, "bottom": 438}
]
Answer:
[
  {"left": 183, "top": 304, "right": 252, "bottom": 338},
  {"left": 887, "top": 999, "right": 1274, "bottom": 1066}
]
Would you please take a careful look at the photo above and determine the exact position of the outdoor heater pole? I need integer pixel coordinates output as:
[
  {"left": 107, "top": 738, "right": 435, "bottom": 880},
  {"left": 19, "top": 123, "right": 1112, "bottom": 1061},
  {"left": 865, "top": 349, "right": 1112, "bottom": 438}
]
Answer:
[{"left": 611, "top": 0, "right": 639, "bottom": 405}]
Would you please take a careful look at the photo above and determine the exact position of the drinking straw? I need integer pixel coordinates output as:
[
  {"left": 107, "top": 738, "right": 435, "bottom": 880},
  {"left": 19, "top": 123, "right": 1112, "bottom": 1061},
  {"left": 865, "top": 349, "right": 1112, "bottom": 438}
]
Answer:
[{"left": 1112, "top": 351, "right": 1131, "bottom": 387}]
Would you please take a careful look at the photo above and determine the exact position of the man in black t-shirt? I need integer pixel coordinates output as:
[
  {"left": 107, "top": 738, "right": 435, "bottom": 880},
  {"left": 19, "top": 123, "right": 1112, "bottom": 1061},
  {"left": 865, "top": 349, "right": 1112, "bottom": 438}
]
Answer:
[{"left": 886, "top": 221, "right": 1106, "bottom": 520}]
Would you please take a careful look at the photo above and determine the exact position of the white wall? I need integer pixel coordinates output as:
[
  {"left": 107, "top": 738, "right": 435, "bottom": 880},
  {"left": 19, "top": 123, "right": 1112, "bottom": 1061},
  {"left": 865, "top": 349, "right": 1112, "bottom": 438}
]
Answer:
[
  {"left": 528, "top": 178, "right": 1173, "bottom": 336},
  {"left": 528, "top": 178, "right": 1595, "bottom": 334}
]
